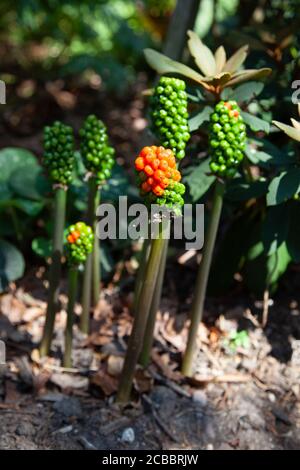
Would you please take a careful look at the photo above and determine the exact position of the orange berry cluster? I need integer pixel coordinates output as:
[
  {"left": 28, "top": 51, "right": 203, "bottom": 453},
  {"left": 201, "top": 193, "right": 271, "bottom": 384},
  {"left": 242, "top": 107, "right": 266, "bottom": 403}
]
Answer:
[
  {"left": 134, "top": 146, "right": 185, "bottom": 209},
  {"left": 135, "top": 146, "right": 181, "bottom": 197}
]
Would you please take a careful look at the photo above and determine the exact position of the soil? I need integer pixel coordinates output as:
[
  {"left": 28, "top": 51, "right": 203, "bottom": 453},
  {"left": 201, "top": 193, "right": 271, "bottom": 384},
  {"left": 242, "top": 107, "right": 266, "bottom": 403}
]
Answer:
[{"left": 1, "top": 264, "right": 300, "bottom": 450}]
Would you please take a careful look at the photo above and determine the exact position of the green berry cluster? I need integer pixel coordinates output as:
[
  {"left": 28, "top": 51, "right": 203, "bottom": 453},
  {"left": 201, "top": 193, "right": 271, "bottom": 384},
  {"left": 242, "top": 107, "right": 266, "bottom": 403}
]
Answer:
[
  {"left": 209, "top": 101, "right": 246, "bottom": 178},
  {"left": 43, "top": 121, "right": 75, "bottom": 185},
  {"left": 150, "top": 77, "right": 190, "bottom": 160},
  {"left": 80, "top": 115, "right": 115, "bottom": 185},
  {"left": 146, "top": 181, "right": 186, "bottom": 210},
  {"left": 65, "top": 222, "right": 94, "bottom": 265}
]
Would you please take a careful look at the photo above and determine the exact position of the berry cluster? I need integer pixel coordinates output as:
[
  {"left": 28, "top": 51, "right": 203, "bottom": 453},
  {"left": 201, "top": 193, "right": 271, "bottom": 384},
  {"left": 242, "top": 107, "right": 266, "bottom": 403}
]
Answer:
[
  {"left": 66, "top": 222, "right": 94, "bottom": 265},
  {"left": 80, "top": 115, "right": 115, "bottom": 185},
  {"left": 43, "top": 121, "right": 75, "bottom": 185},
  {"left": 135, "top": 146, "right": 185, "bottom": 208},
  {"left": 150, "top": 77, "right": 190, "bottom": 160},
  {"left": 209, "top": 101, "right": 246, "bottom": 178}
]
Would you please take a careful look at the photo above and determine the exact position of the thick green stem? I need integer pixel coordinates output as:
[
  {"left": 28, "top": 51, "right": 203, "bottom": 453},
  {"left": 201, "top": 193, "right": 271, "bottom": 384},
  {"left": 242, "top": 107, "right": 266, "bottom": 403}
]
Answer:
[
  {"left": 80, "top": 177, "right": 98, "bottom": 333},
  {"left": 40, "top": 186, "right": 67, "bottom": 357},
  {"left": 182, "top": 179, "right": 225, "bottom": 376},
  {"left": 133, "top": 236, "right": 151, "bottom": 315},
  {"left": 139, "top": 237, "right": 169, "bottom": 367},
  {"left": 64, "top": 266, "right": 78, "bottom": 368},
  {"left": 116, "top": 222, "right": 165, "bottom": 403},
  {"left": 92, "top": 190, "right": 101, "bottom": 306}
]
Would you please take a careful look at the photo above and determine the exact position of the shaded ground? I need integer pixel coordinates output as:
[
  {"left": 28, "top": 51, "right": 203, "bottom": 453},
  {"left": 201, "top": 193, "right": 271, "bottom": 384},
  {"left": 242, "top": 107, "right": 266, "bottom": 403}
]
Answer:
[{"left": 1, "top": 265, "right": 300, "bottom": 450}]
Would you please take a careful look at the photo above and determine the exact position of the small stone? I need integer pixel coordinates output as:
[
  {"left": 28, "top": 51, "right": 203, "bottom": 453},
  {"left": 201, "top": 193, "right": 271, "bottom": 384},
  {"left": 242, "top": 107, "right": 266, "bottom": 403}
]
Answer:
[
  {"left": 192, "top": 390, "right": 208, "bottom": 407},
  {"left": 121, "top": 427, "right": 135, "bottom": 444},
  {"left": 53, "top": 397, "right": 83, "bottom": 419}
]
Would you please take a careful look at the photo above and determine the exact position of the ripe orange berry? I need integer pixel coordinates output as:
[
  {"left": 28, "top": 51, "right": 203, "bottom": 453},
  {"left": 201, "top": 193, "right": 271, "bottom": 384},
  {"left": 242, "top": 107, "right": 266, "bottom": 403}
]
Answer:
[
  {"left": 72, "top": 230, "right": 81, "bottom": 240},
  {"left": 233, "top": 110, "right": 239, "bottom": 117},
  {"left": 224, "top": 102, "right": 232, "bottom": 109},
  {"left": 135, "top": 157, "right": 144, "bottom": 171},
  {"left": 144, "top": 165, "right": 154, "bottom": 176},
  {"left": 141, "top": 181, "right": 151, "bottom": 192},
  {"left": 153, "top": 185, "right": 164, "bottom": 196},
  {"left": 147, "top": 177, "right": 154, "bottom": 186},
  {"left": 67, "top": 234, "right": 75, "bottom": 244},
  {"left": 152, "top": 159, "right": 160, "bottom": 170},
  {"left": 165, "top": 170, "right": 172, "bottom": 178},
  {"left": 140, "top": 146, "right": 153, "bottom": 158},
  {"left": 145, "top": 153, "right": 155, "bottom": 164},
  {"left": 172, "top": 169, "right": 181, "bottom": 182},
  {"left": 160, "top": 177, "right": 169, "bottom": 189},
  {"left": 159, "top": 160, "right": 168, "bottom": 171},
  {"left": 167, "top": 155, "right": 176, "bottom": 167},
  {"left": 154, "top": 169, "right": 164, "bottom": 181}
]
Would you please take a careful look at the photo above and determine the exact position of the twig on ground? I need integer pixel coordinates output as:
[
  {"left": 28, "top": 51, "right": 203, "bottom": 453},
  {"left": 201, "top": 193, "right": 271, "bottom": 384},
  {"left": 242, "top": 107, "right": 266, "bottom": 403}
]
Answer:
[{"left": 142, "top": 394, "right": 179, "bottom": 443}]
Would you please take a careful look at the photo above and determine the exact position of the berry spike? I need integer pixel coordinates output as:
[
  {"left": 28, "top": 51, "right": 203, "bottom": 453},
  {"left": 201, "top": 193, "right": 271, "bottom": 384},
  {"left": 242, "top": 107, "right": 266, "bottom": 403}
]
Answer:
[
  {"left": 80, "top": 114, "right": 115, "bottom": 185},
  {"left": 43, "top": 121, "right": 75, "bottom": 185},
  {"left": 209, "top": 100, "right": 246, "bottom": 178},
  {"left": 135, "top": 146, "right": 185, "bottom": 209},
  {"left": 65, "top": 222, "right": 94, "bottom": 265},
  {"left": 150, "top": 77, "right": 190, "bottom": 160}
]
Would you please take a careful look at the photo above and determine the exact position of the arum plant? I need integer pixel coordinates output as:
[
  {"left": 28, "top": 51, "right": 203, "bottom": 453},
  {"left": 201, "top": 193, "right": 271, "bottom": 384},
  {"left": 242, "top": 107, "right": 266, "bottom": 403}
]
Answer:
[
  {"left": 40, "top": 121, "right": 75, "bottom": 357},
  {"left": 117, "top": 146, "right": 185, "bottom": 403},
  {"left": 145, "top": 30, "right": 271, "bottom": 98},
  {"left": 63, "top": 222, "right": 94, "bottom": 367},
  {"left": 182, "top": 101, "right": 247, "bottom": 376},
  {"left": 133, "top": 75, "right": 190, "bottom": 317},
  {"left": 79, "top": 115, "right": 115, "bottom": 334}
]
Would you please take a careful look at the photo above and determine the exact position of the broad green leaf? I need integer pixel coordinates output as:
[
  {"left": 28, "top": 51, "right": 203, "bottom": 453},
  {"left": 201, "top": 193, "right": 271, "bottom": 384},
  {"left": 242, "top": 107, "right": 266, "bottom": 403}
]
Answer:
[
  {"left": 187, "top": 30, "right": 216, "bottom": 77},
  {"left": 245, "top": 139, "right": 296, "bottom": 168},
  {"left": 214, "top": 45, "right": 226, "bottom": 73},
  {"left": 241, "top": 111, "right": 270, "bottom": 133},
  {"left": 222, "top": 81, "right": 264, "bottom": 103},
  {"left": 13, "top": 199, "right": 44, "bottom": 216},
  {"left": 0, "top": 239, "right": 25, "bottom": 292},
  {"left": 262, "top": 203, "right": 290, "bottom": 255},
  {"left": 183, "top": 159, "right": 215, "bottom": 202},
  {"left": 32, "top": 237, "right": 52, "bottom": 258},
  {"left": 0, "top": 147, "right": 38, "bottom": 182},
  {"left": 10, "top": 165, "right": 50, "bottom": 200},
  {"left": 225, "top": 68, "right": 272, "bottom": 88},
  {"left": 188, "top": 105, "right": 213, "bottom": 131},
  {"left": 272, "top": 120, "right": 300, "bottom": 142},
  {"left": 223, "top": 45, "right": 249, "bottom": 73},
  {"left": 0, "top": 182, "right": 13, "bottom": 202},
  {"left": 267, "top": 168, "right": 300, "bottom": 206},
  {"left": 267, "top": 242, "right": 291, "bottom": 286},
  {"left": 226, "top": 178, "right": 268, "bottom": 201},
  {"left": 144, "top": 49, "right": 206, "bottom": 84}
]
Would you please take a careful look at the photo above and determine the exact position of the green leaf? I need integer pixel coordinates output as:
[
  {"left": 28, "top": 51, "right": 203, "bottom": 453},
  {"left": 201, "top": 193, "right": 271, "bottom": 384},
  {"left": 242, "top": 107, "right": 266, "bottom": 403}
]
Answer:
[
  {"left": 267, "top": 168, "right": 300, "bottom": 206},
  {"left": 10, "top": 165, "right": 50, "bottom": 200},
  {"left": 13, "top": 199, "right": 44, "bottom": 216},
  {"left": 183, "top": 159, "right": 215, "bottom": 202},
  {"left": 0, "top": 239, "right": 25, "bottom": 292},
  {"left": 241, "top": 111, "right": 270, "bottom": 133},
  {"left": 187, "top": 30, "right": 216, "bottom": 77},
  {"left": 188, "top": 106, "right": 213, "bottom": 131},
  {"left": 221, "top": 82, "right": 264, "bottom": 103},
  {"left": 0, "top": 182, "right": 13, "bottom": 202},
  {"left": 32, "top": 237, "right": 52, "bottom": 259},
  {"left": 272, "top": 120, "right": 300, "bottom": 142},
  {"left": 214, "top": 45, "right": 226, "bottom": 73},
  {"left": 144, "top": 48, "right": 206, "bottom": 85},
  {"left": 223, "top": 45, "right": 249, "bottom": 73},
  {"left": 0, "top": 148, "right": 38, "bottom": 183},
  {"left": 225, "top": 68, "right": 272, "bottom": 87},
  {"left": 226, "top": 178, "right": 268, "bottom": 201},
  {"left": 262, "top": 203, "right": 290, "bottom": 255}
]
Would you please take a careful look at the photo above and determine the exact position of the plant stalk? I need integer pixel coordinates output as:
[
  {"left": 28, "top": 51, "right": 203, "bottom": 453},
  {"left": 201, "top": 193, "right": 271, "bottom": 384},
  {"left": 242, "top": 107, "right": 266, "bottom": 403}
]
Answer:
[
  {"left": 133, "top": 236, "right": 151, "bottom": 314},
  {"left": 92, "top": 189, "right": 101, "bottom": 306},
  {"left": 181, "top": 179, "right": 225, "bottom": 376},
  {"left": 80, "top": 177, "right": 98, "bottom": 333},
  {"left": 116, "top": 222, "right": 165, "bottom": 403},
  {"left": 139, "top": 237, "right": 169, "bottom": 367},
  {"left": 63, "top": 265, "right": 78, "bottom": 368},
  {"left": 40, "top": 186, "right": 67, "bottom": 357}
]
